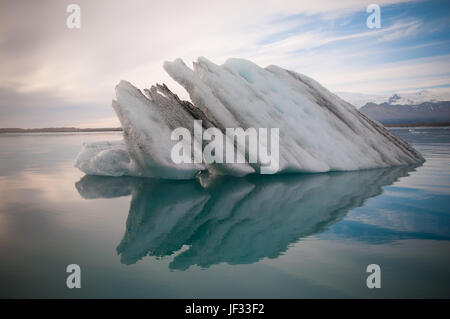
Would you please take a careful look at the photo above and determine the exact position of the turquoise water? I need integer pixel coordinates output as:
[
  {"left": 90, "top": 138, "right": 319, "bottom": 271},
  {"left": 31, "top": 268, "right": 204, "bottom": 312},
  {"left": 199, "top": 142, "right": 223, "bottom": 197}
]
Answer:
[{"left": 0, "top": 128, "right": 449, "bottom": 298}]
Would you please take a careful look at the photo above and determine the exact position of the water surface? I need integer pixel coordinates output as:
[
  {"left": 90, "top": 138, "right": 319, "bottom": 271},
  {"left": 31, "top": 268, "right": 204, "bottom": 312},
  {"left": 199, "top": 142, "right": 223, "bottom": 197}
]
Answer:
[{"left": 0, "top": 128, "right": 449, "bottom": 298}]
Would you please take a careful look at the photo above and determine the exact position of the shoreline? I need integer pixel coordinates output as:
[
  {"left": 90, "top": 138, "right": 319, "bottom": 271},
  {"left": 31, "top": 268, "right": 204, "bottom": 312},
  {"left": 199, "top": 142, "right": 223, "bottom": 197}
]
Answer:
[
  {"left": 0, "top": 127, "right": 123, "bottom": 133},
  {"left": 0, "top": 122, "right": 449, "bottom": 133},
  {"left": 384, "top": 122, "right": 450, "bottom": 128}
]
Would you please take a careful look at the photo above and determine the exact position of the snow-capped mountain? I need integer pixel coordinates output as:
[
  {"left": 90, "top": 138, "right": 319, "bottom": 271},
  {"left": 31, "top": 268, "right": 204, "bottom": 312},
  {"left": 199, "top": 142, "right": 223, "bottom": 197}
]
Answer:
[
  {"left": 359, "top": 101, "right": 450, "bottom": 125},
  {"left": 336, "top": 89, "right": 450, "bottom": 125},
  {"left": 336, "top": 88, "right": 450, "bottom": 108}
]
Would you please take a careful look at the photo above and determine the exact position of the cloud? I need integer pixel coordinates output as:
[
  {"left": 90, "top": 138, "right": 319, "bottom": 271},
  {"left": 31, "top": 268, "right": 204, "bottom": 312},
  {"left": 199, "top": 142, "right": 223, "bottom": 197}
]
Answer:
[
  {"left": 1, "top": 0, "right": 444, "bottom": 127},
  {"left": 0, "top": 87, "right": 112, "bottom": 128},
  {"left": 378, "top": 19, "right": 422, "bottom": 41},
  {"left": 319, "top": 54, "right": 450, "bottom": 92},
  {"left": 246, "top": 18, "right": 423, "bottom": 61}
]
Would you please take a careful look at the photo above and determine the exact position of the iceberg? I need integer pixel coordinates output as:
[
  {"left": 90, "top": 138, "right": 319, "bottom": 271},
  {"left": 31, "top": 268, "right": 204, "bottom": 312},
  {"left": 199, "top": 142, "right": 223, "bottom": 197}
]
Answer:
[{"left": 75, "top": 57, "right": 424, "bottom": 179}]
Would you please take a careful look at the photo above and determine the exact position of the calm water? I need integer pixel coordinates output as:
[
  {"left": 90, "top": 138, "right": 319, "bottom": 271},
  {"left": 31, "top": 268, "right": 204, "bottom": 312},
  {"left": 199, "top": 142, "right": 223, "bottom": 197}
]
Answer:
[{"left": 0, "top": 128, "right": 449, "bottom": 298}]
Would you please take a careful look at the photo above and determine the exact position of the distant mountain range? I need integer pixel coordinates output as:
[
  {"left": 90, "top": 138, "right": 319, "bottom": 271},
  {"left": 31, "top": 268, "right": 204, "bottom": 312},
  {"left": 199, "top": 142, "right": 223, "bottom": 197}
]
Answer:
[
  {"left": 336, "top": 89, "right": 450, "bottom": 125},
  {"left": 359, "top": 101, "right": 450, "bottom": 125},
  {"left": 336, "top": 88, "right": 450, "bottom": 108},
  {"left": 0, "top": 127, "right": 122, "bottom": 133},
  {"left": 2, "top": 89, "right": 450, "bottom": 131}
]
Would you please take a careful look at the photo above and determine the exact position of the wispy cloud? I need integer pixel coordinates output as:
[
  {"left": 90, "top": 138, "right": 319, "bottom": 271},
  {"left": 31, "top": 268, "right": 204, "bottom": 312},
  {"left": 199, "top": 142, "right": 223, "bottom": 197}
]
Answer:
[{"left": 0, "top": 0, "right": 448, "bottom": 127}]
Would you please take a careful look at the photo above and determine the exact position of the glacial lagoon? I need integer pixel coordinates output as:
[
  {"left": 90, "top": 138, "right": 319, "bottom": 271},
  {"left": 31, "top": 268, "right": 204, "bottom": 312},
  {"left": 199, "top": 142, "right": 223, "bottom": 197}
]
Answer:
[{"left": 0, "top": 128, "right": 449, "bottom": 298}]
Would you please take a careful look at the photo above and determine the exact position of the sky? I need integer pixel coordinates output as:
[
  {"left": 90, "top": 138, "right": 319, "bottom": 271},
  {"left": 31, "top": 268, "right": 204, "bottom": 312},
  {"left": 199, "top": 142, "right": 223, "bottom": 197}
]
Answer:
[{"left": 0, "top": 0, "right": 449, "bottom": 128}]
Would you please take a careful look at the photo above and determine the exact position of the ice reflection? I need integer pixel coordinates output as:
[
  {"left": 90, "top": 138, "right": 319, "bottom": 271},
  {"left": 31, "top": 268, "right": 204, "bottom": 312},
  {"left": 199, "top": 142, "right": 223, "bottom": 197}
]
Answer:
[{"left": 76, "top": 166, "right": 418, "bottom": 270}]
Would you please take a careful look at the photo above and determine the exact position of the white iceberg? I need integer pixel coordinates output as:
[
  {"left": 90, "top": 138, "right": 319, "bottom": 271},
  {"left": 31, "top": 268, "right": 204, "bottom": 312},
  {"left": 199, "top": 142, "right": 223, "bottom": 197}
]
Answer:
[{"left": 75, "top": 57, "right": 424, "bottom": 179}]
